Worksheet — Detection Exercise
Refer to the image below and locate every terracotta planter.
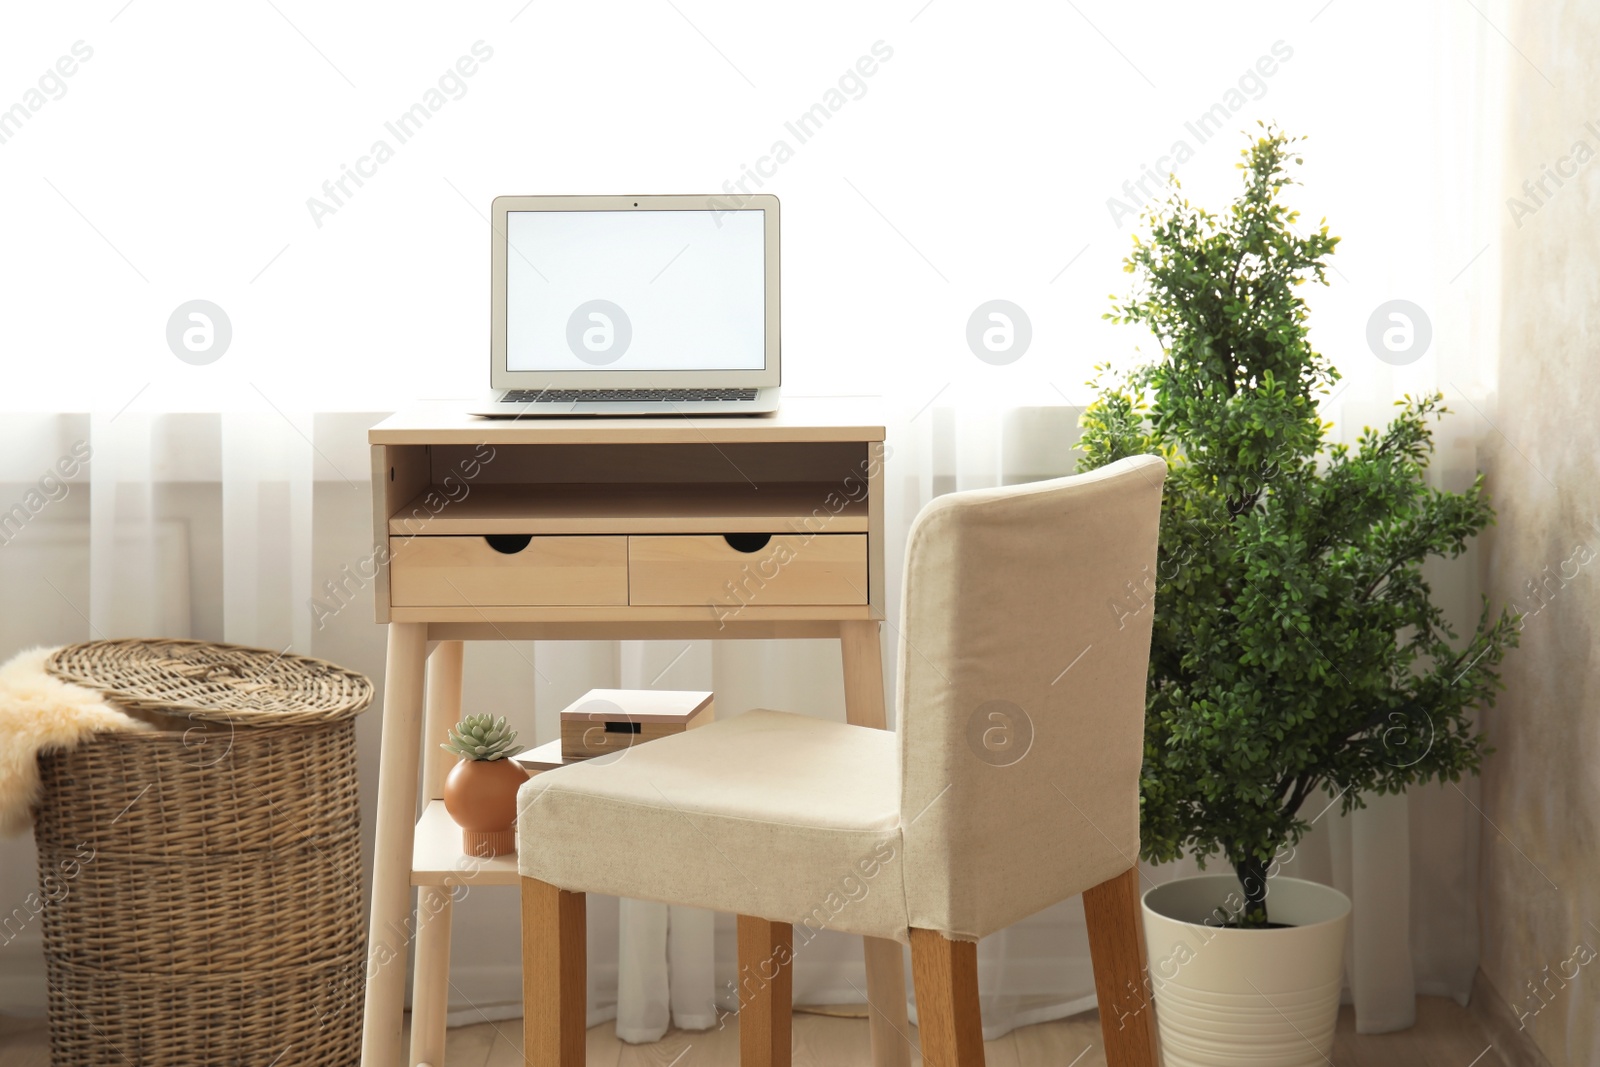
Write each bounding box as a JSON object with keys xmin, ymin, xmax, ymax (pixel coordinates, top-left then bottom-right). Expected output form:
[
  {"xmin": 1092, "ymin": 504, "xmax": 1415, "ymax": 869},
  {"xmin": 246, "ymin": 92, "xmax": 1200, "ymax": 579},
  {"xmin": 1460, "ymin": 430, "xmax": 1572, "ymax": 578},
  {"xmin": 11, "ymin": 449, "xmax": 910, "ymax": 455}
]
[{"xmin": 443, "ymin": 757, "xmax": 529, "ymax": 857}]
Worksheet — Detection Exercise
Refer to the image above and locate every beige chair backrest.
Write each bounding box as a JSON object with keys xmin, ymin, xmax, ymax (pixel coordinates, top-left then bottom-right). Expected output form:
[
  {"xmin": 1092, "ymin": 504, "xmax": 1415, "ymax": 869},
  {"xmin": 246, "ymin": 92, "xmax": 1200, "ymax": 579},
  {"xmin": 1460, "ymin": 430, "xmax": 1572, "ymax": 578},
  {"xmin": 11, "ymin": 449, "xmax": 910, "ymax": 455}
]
[{"xmin": 895, "ymin": 454, "xmax": 1167, "ymax": 940}]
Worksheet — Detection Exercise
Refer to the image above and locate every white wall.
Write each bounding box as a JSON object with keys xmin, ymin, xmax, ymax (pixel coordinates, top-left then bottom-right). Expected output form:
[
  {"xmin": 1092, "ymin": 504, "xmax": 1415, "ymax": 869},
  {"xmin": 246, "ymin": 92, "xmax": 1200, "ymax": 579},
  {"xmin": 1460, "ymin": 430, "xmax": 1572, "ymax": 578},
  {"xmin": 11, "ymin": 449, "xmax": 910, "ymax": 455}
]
[{"xmin": 3, "ymin": 0, "xmax": 1475, "ymax": 425}]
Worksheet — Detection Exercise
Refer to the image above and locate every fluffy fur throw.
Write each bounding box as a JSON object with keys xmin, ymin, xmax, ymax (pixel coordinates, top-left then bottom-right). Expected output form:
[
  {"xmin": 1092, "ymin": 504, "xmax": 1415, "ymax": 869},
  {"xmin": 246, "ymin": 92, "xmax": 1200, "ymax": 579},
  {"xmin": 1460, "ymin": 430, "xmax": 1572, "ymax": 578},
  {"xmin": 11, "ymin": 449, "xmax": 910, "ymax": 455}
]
[{"xmin": 0, "ymin": 647, "xmax": 150, "ymax": 835}]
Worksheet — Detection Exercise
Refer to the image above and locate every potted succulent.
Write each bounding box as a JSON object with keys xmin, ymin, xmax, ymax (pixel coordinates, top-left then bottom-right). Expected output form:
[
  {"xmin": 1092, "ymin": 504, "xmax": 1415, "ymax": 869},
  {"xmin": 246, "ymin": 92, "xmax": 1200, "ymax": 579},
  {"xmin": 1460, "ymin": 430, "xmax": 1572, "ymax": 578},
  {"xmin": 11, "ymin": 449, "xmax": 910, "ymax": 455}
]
[
  {"xmin": 1077, "ymin": 126, "xmax": 1519, "ymax": 1062},
  {"xmin": 441, "ymin": 714, "xmax": 528, "ymax": 858}
]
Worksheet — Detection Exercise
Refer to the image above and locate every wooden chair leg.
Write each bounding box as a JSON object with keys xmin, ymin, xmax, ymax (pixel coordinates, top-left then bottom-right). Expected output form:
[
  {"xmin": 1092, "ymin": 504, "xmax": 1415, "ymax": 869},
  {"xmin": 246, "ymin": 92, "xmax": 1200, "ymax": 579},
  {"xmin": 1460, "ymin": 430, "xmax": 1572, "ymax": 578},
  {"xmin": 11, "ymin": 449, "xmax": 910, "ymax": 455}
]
[
  {"xmin": 909, "ymin": 928, "xmax": 985, "ymax": 1067},
  {"xmin": 521, "ymin": 877, "xmax": 586, "ymax": 1067},
  {"xmin": 1083, "ymin": 867, "xmax": 1160, "ymax": 1067},
  {"xmin": 736, "ymin": 915, "xmax": 793, "ymax": 1067}
]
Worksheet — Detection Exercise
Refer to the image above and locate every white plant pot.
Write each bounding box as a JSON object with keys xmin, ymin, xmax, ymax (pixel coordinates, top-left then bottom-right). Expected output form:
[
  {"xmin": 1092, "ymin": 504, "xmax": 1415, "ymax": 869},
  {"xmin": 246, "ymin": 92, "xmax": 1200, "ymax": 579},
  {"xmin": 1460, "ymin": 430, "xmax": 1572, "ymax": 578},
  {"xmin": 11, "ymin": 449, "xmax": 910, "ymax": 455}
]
[{"xmin": 1140, "ymin": 875, "xmax": 1351, "ymax": 1067}]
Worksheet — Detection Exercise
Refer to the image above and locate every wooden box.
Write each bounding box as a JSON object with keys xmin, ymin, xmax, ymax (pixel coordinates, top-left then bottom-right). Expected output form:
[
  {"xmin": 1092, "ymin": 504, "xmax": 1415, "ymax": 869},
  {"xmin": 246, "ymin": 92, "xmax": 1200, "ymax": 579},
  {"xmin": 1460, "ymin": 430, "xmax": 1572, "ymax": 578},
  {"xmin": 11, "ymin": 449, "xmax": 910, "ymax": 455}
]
[
  {"xmin": 510, "ymin": 738, "xmax": 575, "ymax": 776},
  {"xmin": 558, "ymin": 688, "xmax": 714, "ymax": 760}
]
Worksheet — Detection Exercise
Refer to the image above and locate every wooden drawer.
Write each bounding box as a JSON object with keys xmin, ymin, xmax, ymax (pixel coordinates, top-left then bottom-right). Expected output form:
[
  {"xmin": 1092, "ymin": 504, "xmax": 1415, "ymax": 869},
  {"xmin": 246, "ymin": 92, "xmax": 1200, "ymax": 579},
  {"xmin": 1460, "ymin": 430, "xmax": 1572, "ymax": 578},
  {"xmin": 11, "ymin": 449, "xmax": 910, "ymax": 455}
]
[
  {"xmin": 389, "ymin": 535, "xmax": 627, "ymax": 607},
  {"xmin": 628, "ymin": 534, "xmax": 867, "ymax": 607}
]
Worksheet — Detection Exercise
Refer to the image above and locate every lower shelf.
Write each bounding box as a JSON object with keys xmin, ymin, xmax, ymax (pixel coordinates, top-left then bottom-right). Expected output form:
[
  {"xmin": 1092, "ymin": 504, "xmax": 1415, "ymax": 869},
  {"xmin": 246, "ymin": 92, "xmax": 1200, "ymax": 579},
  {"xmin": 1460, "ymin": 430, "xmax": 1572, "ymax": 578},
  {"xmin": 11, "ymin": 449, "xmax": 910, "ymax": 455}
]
[{"xmin": 412, "ymin": 800, "xmax": 520, "ymax": 886}]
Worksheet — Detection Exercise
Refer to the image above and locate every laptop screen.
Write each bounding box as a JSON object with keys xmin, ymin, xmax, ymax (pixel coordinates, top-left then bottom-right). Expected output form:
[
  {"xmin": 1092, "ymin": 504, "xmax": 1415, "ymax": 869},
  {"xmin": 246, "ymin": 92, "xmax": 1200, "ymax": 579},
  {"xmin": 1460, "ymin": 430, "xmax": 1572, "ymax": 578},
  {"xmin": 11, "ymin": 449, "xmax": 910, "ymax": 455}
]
[{"xmin": 504, "ymin": 208, "xmax": 767, "ymax": 373}]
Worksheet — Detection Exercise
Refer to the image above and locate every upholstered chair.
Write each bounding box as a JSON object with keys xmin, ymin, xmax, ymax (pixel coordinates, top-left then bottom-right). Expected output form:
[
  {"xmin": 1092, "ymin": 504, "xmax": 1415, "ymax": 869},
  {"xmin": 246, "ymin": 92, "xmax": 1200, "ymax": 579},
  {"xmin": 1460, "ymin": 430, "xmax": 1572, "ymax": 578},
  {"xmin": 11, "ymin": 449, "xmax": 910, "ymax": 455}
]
[{"xmin": 518, "ymin": 453, "xmax": 1167, "ymax": 1066}]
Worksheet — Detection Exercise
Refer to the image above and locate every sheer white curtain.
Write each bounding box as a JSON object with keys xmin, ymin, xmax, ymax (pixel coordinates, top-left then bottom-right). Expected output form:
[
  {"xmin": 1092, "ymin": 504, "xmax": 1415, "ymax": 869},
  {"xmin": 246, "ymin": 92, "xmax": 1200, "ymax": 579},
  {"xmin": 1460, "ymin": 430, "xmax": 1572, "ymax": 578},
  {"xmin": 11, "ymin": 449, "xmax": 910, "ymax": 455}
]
[
  {"xmin": 221, "ymin": 412, "xmax": 315, "ymax": 653},
  {"xmin": 0, "ymin": 389, "xmax": 1504, "ymax": 1035}
]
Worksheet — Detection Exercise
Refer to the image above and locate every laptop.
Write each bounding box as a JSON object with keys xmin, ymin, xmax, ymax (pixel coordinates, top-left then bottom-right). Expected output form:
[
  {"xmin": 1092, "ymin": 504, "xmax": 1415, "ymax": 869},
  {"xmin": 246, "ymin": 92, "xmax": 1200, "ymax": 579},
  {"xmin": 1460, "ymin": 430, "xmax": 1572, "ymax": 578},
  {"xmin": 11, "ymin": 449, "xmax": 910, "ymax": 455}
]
[{"xmin": 469, "ymin": 193, "xmax": 781, "ymax": 417}]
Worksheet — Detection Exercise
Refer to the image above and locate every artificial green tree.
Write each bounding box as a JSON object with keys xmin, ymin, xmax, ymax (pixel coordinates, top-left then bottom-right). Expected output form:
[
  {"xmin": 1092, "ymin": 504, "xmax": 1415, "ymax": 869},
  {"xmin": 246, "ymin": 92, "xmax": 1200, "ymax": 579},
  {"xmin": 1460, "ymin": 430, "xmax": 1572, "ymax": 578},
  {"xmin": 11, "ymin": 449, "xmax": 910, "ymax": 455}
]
[{"xmin": 1078, "ymin": 126, "xmax": 1519, "ymax": 926}]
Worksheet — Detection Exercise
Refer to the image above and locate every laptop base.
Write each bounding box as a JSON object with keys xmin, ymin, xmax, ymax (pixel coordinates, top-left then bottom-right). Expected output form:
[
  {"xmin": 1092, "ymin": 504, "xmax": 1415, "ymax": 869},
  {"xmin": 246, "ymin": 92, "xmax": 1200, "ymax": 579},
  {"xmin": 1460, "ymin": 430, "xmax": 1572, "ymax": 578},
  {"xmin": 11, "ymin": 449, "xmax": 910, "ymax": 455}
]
[{"xmin": 466, "ymin": 388, "xmax": 780, "ymax": 418}]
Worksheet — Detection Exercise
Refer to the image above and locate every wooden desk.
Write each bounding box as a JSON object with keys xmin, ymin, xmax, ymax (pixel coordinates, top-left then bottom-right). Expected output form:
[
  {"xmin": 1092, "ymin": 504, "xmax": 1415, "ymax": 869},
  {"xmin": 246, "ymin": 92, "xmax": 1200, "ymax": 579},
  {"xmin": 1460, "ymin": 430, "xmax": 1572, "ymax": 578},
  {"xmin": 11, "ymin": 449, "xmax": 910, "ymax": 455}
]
[{"xmin": 360, "ymin": 400, "xmax": 910, "ymax": 1067}]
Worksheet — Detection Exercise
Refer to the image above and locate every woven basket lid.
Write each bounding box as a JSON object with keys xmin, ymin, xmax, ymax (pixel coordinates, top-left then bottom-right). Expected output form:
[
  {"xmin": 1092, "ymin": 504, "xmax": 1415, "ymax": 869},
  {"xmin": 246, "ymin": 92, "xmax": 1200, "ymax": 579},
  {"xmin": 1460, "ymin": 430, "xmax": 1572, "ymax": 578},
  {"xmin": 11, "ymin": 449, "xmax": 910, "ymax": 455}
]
[{"xmin": 46, "ymin": 638, "xmax": 373, "ymax": 726}]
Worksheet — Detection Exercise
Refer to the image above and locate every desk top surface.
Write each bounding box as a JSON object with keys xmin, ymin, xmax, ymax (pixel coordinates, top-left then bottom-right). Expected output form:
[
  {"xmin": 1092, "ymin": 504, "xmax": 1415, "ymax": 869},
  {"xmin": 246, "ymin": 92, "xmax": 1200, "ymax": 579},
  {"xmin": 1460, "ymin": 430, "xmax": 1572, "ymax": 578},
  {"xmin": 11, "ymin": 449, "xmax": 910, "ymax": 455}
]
[{"xmin": 370, "ymin": 396, "xmax": 885, "ymax": 445}]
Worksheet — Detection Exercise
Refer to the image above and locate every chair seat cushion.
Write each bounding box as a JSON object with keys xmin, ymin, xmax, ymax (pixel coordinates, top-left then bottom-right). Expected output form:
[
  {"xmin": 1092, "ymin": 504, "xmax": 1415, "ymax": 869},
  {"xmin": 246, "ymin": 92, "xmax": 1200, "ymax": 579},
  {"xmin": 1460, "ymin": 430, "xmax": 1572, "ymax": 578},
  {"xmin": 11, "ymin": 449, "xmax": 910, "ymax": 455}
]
[{"xmin": 517, "ymin": 709, "xmax": 910, "ymax": 942}]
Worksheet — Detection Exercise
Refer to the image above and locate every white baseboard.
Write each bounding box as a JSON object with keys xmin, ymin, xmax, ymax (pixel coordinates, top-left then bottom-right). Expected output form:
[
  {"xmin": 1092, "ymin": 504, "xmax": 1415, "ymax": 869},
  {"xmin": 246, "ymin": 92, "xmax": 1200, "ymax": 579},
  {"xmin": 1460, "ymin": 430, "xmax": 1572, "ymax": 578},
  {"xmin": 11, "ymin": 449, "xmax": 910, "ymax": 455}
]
[
  {"xmin": 438, "ymin": 960, "xmax": 622, "ymax": 1029},
  {"xmin": 435, "ymin": 954, "xmax": 1096, "ymax": 1044},
  {"xmin": 5, "ymin": 940, "xmax": 1097, "ymax": 1042}
]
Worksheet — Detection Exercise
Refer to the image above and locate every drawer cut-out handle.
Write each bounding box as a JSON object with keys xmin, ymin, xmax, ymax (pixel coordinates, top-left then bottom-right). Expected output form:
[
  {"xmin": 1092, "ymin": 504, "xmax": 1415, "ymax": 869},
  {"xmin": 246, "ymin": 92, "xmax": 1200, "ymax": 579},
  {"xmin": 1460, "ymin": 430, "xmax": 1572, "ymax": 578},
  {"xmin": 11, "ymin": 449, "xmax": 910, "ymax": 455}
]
[
  {"xmin": 602, "ymin": 721, "xmax": 642, "ymax": 734},
  {"xmin": 485, "ymin": 534, "xmax": 533, "ymax": 554},
  {"xmin": 723, "ymin": 533, "xmax": 773, "ymax": 553}
]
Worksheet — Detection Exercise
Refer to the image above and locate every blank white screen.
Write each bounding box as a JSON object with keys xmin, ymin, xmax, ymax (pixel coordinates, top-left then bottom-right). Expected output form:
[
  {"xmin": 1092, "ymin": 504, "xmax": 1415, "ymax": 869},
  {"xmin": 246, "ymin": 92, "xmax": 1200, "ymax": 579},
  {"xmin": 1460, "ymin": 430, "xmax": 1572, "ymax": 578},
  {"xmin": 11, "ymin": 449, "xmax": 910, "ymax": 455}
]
[{"xmin": 505, "ymin": 209, "xmax": 766, "ymax": 372}]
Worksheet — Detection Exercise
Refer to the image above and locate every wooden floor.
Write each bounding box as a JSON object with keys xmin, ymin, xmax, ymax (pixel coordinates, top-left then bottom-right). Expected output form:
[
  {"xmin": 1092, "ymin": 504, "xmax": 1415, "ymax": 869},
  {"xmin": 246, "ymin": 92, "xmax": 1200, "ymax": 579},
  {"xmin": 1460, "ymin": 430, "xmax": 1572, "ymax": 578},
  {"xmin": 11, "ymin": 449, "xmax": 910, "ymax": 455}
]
[{"xmin": 0, "ymin": 996, "xmax": 1503, "ymax": 1066}]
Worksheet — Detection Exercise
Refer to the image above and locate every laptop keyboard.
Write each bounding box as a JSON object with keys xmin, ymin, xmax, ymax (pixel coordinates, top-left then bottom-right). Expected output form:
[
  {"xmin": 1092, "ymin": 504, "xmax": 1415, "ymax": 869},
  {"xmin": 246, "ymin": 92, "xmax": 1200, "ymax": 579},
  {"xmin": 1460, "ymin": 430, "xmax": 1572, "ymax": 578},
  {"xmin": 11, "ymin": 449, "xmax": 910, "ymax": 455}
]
[{"xmin": 501, "ymin": 388, "xmax": 759, "ymax": 403}]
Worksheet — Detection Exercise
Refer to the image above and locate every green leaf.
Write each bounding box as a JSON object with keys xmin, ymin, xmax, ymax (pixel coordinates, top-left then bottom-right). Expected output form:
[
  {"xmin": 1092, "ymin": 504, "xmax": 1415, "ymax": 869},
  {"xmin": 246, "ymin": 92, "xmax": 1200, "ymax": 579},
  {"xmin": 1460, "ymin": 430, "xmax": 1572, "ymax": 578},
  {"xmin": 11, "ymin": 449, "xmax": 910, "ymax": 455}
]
[{"xmin": 1080, "ymin": 126, "xmax": 1516, "ymax": 924}]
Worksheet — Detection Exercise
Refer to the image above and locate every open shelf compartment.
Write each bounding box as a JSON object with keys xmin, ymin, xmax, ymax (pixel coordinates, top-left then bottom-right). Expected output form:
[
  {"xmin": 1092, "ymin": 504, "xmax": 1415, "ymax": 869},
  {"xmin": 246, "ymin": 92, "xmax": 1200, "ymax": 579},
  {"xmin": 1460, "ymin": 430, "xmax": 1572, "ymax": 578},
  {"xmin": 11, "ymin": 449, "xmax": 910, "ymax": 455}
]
[{"xmin": 389, "ymin": 481, "xmax": 868, "ymax": 535}]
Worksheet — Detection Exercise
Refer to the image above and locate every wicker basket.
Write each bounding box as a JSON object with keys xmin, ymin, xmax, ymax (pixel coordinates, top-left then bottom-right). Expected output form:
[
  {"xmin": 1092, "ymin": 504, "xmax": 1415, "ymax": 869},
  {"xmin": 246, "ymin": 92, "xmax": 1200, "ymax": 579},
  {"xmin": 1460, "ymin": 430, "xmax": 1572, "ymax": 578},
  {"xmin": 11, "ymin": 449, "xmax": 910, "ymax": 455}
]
[{"xmin": 35, "ymin": 639, "xmax": 373, "ymax": 1067}]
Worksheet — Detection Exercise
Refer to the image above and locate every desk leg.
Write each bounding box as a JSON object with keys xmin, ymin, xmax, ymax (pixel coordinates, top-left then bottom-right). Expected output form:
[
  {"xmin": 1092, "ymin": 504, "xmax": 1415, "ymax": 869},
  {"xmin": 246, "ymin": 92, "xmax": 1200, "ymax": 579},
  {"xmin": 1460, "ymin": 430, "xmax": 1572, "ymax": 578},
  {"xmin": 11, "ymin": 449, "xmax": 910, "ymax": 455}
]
[
  {"xmin": 420, "ymin": 640, "xmax": 464, "ymax": 804},
  {"xmin": 409, "ymin": 640, "xmax": 464, "ymax": 1067},
  {"xmin": 361, "ymin": 622, "xmax": 429, "ymax": 1067},
  {"xmin": 839, "ymin": 620, "xmax": 914, "ymax": 1067},
  {"xmin": 839, "ymin": 620, "xmax": 889, "ymax": 731},
  {"xmin": 409, "ymin": 887, "xmax": 453, "ymax": 1067}
]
